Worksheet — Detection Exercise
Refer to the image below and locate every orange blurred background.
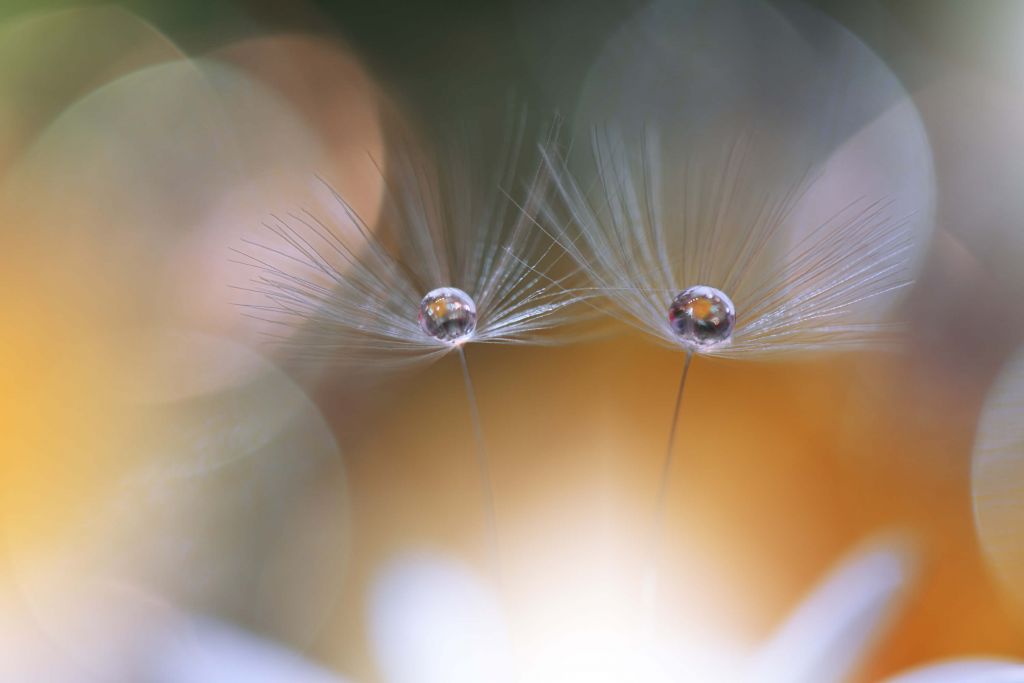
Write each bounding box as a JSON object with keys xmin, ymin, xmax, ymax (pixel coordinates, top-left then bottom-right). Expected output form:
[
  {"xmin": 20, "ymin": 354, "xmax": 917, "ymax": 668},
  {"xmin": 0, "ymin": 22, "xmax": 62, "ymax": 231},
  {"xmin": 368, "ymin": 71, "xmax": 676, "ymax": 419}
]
[{"xmin": 2, "ymin": 1, "xmax": 1024, "ymax": 681}]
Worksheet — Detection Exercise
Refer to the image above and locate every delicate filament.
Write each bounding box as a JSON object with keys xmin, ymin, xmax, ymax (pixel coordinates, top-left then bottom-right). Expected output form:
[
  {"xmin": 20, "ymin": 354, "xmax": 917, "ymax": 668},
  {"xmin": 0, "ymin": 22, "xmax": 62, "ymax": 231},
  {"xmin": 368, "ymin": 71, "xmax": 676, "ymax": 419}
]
[
  {"xmin": 655, "ymin": 349, "xmax": 694, "ymax": 527},
  {"xmin": 645, "ymin": 350, "xmax": 694, "ymax": 615},
  {"xmin": 458, "ymin": 347, "xmax": 502, "ymax": 583}
]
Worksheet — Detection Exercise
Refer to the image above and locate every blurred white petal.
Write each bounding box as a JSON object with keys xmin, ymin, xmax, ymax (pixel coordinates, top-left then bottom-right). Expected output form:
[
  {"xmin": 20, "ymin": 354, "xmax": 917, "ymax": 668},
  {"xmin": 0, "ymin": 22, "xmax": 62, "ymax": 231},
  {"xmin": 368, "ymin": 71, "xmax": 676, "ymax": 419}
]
[
  {"xmin": 748, "ymin": 536, "xmax": 915, "ymax": 683},
  {"xmin": 370, "ymin": 553, "xmax": 512, "ymax": 683},
  {"xmin": 520, "ymin": 636, "xmax": 676, "ymax": 683},
  {"xmin": 881, "ymin": 660, "xmax": 1024, "ymax": 683},
  {"xmin": 148, "ymin": 617, "xmax": 352, "ymax": 683}
]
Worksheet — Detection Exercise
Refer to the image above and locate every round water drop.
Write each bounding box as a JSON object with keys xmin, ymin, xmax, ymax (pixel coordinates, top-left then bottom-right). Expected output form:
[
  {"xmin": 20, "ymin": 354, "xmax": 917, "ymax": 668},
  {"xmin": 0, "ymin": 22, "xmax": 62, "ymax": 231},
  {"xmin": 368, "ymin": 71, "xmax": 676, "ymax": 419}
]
[
  {"xmin": 668, "ymin": 285, "xmax": 735, "ymax": 349},
  {"xmin": 418, "ymin": 287, "xmax": 477, "ymax": 344}
]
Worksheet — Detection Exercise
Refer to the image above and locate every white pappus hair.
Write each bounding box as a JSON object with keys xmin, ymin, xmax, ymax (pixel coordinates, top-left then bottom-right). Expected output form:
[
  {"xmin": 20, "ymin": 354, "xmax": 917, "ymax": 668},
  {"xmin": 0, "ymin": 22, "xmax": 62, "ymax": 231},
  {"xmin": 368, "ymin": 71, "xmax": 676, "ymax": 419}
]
[
  {"xmin": 232, "ymin": 118, "xmax": 585, "ymax": 371},
  {"xmin": 540, "ymin": 124, "xmax": 921, "ymax": 358}
]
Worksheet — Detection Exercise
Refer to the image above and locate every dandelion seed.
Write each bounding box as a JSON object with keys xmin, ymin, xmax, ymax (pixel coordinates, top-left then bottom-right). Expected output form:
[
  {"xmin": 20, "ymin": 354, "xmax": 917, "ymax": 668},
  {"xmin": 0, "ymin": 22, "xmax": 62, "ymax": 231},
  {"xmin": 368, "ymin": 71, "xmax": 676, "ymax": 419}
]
[
  {"xmin": 234, "ymin": 124, "xmax": 581, "ymax": 368},
  {"xmin": 234, "ymin": 117, "xmax": 584, "ymax": 581},
  {"xmin": 541, "ymin": 125, "xmax": 928, "ymax": 574},
  {"xmin": 542, "ymin": 127, "xmax": 920, "ymax": 361},
  {"xmin": 534, "ymin": 0, "xmax": 934, "ymax": 577}
]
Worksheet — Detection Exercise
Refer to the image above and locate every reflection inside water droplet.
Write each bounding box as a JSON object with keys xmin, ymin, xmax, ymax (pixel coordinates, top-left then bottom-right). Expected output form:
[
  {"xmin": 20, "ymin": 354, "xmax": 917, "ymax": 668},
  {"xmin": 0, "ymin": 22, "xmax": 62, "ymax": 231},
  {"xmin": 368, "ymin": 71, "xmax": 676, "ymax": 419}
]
[
  {"xmin": 418, "ymin": 287, "xmax": 477, "ymax": 344},
  {"xmin": 668, "ymin": 285, "xmax": 735, "ymax": 349}
]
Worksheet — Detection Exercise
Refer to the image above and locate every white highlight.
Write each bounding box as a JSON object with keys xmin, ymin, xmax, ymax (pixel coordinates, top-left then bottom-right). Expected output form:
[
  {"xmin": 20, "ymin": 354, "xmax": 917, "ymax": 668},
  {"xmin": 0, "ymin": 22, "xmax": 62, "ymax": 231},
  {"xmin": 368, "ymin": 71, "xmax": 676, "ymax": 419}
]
[{"xmin": 370, "ymin": 554, "xmax": 513, "ymax": 683}]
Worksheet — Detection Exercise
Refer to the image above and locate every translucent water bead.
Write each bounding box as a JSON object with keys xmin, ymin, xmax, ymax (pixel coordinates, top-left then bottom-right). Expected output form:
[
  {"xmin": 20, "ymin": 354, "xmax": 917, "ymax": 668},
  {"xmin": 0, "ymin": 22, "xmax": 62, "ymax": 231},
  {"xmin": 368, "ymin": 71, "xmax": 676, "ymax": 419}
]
[
  {"xmin": 418, "ymin": 287, "xmax": 478, "ymax": 344},
  {"xmin": 668, "ymin": 285, "xmax": 736, "ymax": 349}
]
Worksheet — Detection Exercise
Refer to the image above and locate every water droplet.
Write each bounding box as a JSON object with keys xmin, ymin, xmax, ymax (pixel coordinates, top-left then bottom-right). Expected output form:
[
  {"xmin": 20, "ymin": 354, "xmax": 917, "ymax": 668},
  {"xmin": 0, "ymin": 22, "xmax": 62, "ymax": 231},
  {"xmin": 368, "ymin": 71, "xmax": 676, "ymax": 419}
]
[
  {"xmin": 418, "ymin": 287, "xmax": 477, "ymax": 344},
  {"xmin": 668, "ymin": 285, "xmax": 735, "ymax": 349}
]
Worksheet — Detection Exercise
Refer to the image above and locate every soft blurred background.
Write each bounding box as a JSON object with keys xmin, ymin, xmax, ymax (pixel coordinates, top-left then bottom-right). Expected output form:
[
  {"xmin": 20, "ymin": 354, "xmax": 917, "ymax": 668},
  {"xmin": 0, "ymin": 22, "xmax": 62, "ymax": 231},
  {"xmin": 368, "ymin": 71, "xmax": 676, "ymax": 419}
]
[{"xmin": 2, "ymin": 0, "xmax": 1024, "ymax": 681}]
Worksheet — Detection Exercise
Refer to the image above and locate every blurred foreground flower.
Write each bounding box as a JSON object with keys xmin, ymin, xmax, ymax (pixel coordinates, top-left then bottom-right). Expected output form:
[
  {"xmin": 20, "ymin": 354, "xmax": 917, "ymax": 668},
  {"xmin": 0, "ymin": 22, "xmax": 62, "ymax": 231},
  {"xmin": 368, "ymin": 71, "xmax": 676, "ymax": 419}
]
[
  {"xmin": 4, "ymin": 557, "xmax": 1021, "ymax": 683},
  {"xmin": 147, "ymin": 616, "xmax": 352, "ymax": 683},
  {"xmin": 367, "ymin": 539, "xmax": 1024, "ymax": 683},
  {"xmin": 0, "ymin": 599, "xmax": 353, "ymax": 683}
]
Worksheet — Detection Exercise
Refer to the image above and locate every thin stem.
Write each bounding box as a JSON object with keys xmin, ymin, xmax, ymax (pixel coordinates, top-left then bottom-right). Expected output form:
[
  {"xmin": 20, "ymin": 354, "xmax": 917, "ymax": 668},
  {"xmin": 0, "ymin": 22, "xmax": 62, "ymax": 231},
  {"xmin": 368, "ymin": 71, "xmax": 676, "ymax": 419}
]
[
  {"xmin": 457, "ymin": 346, "xmax": 502, "ymax": 582},
  {"xmin": 654, "ymin": 350, "xmax": 694, "ymax": 528},
  {"xmin": 644, "ymin": 350, "xmax": 694, "ymax": 617}
]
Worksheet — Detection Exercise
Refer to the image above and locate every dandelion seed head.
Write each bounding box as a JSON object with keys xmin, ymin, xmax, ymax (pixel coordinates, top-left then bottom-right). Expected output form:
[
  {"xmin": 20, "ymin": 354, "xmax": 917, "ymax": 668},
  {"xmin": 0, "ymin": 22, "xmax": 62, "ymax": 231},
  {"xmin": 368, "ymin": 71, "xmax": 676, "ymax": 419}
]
[
  {"xmin": 418, "ymin": 287, "xmax": 478, "ymax": 344},
  {"xmin": 668, "ymin": 285, "xmax": 735, "ymax": 350}
]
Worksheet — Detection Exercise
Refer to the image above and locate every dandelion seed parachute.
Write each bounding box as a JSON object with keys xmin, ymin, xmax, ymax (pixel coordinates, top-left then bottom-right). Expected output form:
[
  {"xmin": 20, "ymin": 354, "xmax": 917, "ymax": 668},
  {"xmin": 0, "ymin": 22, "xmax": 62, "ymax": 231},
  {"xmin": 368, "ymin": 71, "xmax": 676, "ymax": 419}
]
[
  {"xmin": 541, "ymin": 0, "xmax": 934, "ymax": 358},
  {"xmin": 234, "ymin": 115, "xmax": 586, "ymax": 585},
  {"xmin": 533, "ymin": 0, "xmax": 936, "ymax": 605},
  {"xmin": 543, "ymin": 127, "xmax": 923, "ymax": 358},
  {"xmin": 235, "ymin": 117, "xmax": 584, "ymax": 371}
]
